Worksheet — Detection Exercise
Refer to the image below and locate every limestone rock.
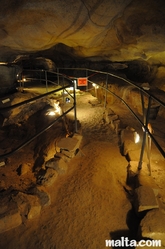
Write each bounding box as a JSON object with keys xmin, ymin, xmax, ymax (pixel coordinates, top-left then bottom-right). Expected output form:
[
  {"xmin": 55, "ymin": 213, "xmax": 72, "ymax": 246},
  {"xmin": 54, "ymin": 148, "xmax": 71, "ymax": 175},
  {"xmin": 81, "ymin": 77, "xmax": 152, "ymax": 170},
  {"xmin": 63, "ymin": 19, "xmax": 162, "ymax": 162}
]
[
  {"xmin": 0, "ymin": 197, "xmax": 22, "ymax": 233},
  {"xmin": 0, "ymin": 211, "xmax": 22, "ymax": 234},
  {"xmin": 39, "ymin": 168, "xmax": 58, "ymax": 187},
  {"xmin": 30, "ymin": 186, "xmax": 51, "ymax": 207},
  {"xmin": 134, "ymin": 186, "xmax": 159, "ymax": 213},
  {"xmin": 19, "ymin": 162, "xmax": 31, "ymax": 175},
  {"xmin": 12, "ymin": 192, "xmax": 41, "ymax": 219},
  {"xmin": 45, "ymin": 157, "xmax": 68, "ymax": 174},
  {"xmin": 72, "ymin": 133, "xmax": 83, "ymax": 148},
  {"xmin": 139, "ymin": 209, "xmax": 165, "ymax": 246},
  {"xmin": 137, "ymin": 172, "xmax": 159, "ymax": 197},
  {"xmin": 57, "ymin": 137, "xmax": 80, "ymax": 152},
  {"xmin": 0, "ymin": 0, "xmax": 165, "ymax": 65}
]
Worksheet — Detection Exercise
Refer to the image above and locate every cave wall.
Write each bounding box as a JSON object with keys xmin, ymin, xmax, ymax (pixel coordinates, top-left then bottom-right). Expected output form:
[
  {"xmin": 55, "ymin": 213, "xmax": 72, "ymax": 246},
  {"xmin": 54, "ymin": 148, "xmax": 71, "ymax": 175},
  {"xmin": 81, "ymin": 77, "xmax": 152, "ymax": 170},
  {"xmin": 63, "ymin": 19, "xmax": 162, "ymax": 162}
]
[
  {"xmin": 0, "ymin": 0, "xmax": 165, "ymax": 64},
  {"xmin": 0, "ymin": 0, "xmax": 165, "ymax": 92},
  {"xmin": 0, "ymin": 65, "xmax": 20, "ymax": 95}
]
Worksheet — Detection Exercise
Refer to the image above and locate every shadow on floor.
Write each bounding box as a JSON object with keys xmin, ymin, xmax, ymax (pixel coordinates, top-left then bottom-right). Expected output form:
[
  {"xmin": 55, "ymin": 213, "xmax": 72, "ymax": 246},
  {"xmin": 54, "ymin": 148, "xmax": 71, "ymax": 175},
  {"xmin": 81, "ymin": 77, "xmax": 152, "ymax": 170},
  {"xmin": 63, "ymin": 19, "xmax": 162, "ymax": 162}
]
[{"xmin": 109, "ymin": 206, "xmax": 144, "ymax": 249}]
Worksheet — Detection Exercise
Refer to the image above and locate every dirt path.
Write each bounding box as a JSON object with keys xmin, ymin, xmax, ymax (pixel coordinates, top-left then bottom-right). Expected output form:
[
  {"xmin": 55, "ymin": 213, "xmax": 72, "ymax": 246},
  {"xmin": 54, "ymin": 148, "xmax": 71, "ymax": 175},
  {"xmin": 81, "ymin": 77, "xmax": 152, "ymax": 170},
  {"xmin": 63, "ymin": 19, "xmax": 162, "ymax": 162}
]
[{"xmin": 0, "ymin": 92, "xmax": 144, "ymax": 249}]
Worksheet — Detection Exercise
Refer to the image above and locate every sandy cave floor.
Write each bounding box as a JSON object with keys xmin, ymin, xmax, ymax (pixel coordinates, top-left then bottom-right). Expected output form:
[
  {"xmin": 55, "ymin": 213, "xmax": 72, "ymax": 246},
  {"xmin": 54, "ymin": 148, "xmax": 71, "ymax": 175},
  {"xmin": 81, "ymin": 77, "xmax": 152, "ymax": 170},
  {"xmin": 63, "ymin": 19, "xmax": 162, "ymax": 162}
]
[{"xmin": 0, "ymin": 91, "xmax": 165, "ymax": 249}]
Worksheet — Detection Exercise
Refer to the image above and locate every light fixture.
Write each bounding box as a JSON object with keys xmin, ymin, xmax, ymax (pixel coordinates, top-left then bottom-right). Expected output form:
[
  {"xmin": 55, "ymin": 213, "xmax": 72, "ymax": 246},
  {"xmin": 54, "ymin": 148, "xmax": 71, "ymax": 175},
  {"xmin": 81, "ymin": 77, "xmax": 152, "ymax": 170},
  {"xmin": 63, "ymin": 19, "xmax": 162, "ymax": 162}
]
[
  {"xmin": 66, "ymin": 97, "xmax": 70, "ymax": 103},
  {"xmin": 48, "ymin": 111, "xmax": 56, "ymax": 116},
  {"xmin": 92, "ymin": 83, "xmax": 99, "ymax": 89},
  {"xmin": 134, "ymin": 131, "xmax": 140, "ymax": 143},
  {"xmin": 46, "ymin": 101, "xmax": 61, "ymax": 116},
  {"xmin": 53, "ymin": 101, "xmax": 61, "ymax": 114}
]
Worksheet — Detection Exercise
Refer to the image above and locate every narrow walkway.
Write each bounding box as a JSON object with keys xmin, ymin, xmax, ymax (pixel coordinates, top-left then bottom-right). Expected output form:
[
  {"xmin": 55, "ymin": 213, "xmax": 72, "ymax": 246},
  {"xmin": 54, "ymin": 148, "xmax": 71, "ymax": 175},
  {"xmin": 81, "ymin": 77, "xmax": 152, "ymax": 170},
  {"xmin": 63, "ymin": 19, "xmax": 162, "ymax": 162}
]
[{"xmin": 0, "ymin": 92, "xmax": 133, "ymax": 249}]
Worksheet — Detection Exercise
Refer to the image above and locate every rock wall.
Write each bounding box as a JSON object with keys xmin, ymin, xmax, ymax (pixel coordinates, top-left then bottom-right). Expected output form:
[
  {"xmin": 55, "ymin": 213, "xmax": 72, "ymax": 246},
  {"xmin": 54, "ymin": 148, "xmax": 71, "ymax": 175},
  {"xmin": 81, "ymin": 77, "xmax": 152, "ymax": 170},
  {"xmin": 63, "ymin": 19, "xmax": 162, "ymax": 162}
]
[{"xmin": 0, "ymin": 0, "xmax": 165, "ymax": 64}]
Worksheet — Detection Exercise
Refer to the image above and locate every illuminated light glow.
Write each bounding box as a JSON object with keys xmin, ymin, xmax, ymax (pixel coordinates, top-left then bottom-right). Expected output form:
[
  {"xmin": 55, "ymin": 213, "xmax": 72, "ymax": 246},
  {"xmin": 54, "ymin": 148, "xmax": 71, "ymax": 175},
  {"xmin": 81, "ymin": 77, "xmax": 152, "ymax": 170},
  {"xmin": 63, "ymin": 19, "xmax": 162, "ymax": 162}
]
[
  {"xmin": 48, "ymin": 111, "xmax": 56, "ymax": 116},
  {"xmin": 54, "ymin": 102, "xmax": 61, "ymax": 114},
  {"xmin": 66, "ymin": 87, "xmax": 74, "ymax": 91},
  {"xmin": 46, "ymin": 101, "xmax": 61, "ymax": 116},
  {"xmin": 92, "ymin": 83, "xmax": 99, "ymax": 88},
  {"xmin": 23, "ymin": 78, "xmax": 26, "ymax": 82},
  {"xmin": 134, "ymin": 131, "xmax": 140, "ymax": 143}
]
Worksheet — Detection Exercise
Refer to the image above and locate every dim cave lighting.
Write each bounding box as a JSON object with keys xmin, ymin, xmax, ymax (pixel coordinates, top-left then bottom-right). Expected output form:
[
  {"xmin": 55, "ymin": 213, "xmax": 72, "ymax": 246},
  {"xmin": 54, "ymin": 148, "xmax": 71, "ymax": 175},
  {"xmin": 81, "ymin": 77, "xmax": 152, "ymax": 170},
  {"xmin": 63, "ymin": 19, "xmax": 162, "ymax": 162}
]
[
  {"xmin": 92, "ymin": 83, "xmax": 99, "ymax": 89},
  {"xmin": 48, "ymin": 111, "xmax": 56, "ymax": 116},
  {"xmin": 53, "ymin": 101, "xmax": 61, "ymax": 114},
  {"xmin": 134, "ymin": 131, "xmax": 140, "ymax": 143},
  {"xmin": 46, "ymin": 101, "xmax": 61, "ymax": 116}
]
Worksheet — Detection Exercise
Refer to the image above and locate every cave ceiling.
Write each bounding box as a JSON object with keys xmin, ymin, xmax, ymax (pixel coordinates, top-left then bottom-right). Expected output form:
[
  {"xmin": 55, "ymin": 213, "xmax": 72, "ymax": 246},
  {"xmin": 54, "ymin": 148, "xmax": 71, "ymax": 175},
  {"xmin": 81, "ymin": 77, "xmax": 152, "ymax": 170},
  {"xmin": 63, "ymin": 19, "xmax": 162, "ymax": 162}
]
[{"xmin": 0, "ymin": 0, "xmax": 165, "ymax": 65}]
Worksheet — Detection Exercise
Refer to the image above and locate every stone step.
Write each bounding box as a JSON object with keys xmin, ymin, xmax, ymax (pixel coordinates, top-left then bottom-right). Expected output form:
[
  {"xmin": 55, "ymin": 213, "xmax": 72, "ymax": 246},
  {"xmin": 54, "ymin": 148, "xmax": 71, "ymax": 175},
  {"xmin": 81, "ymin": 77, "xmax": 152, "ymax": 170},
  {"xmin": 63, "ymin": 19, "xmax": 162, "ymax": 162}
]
[
  {"xmin": 134, "ymin": 185, "xmax": 159, "ymax": 213},
  {"xmin": 139, "ymin": 209, "xmax": 165, "ymax": 247},
  {"xmin": 127, "ymin": 161, "xmax": 159, "ymax": 196},
  {"xmin": 57, "ymin": 134, "xmax": 82, "ymax": 152},
  {"xmin": 45, "ymin": 157, "xmax": 68, "ymax": 174}
]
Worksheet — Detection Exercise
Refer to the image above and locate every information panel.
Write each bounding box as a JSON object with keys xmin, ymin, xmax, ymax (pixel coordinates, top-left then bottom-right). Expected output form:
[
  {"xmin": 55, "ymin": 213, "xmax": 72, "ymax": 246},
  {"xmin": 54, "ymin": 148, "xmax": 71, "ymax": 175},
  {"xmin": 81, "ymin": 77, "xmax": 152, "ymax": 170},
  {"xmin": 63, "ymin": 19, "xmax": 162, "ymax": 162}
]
[{"xmin": 77, "ymin": 78, "xmax": 88, "ymax": 86}]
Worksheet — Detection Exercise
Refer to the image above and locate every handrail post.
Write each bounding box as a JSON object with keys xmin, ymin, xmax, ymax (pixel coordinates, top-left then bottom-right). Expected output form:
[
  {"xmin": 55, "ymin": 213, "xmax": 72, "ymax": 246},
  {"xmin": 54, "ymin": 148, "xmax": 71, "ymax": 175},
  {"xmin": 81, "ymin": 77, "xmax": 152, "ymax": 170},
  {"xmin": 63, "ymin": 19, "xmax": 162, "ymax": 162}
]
[
  {"xmin": 73, "ymin": 79, "xmax": 78, "ymax": 132},
  {"xmin": 104, "ymin": 74, "xmax": 108, "ymax": 109},
  {"xmin": 86, "ymin": 69, "xmax": 88, "ymax": 92},
  {"xmin": 45, "ymin": 70, "xmax": 48, "ymax": 93},
  {"xmin": 57, "ymin": 68, "xmax": 60, "ymax": 85},
  {"xmin": 138, "ymin": 94, "xmax": 152, "ymax": 173}
]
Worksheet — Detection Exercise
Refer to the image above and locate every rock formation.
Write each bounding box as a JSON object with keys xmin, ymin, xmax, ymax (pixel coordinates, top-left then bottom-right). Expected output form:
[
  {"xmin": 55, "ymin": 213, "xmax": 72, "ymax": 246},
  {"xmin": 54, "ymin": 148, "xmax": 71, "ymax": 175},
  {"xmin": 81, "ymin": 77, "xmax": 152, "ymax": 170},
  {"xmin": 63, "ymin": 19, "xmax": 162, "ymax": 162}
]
[{"xmin": 0, "ymin": 0, "xmax": 165, "ymax": 90}]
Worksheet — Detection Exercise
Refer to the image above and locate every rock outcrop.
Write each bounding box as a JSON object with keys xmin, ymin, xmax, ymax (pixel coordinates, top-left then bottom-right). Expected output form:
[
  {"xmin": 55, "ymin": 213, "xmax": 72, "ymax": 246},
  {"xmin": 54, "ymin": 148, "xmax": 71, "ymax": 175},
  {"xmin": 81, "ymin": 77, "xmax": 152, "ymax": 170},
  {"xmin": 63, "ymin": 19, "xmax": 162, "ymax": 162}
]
[{"xmin": 0, "ymin": 0, "xmax": 165, "ymax": 64}]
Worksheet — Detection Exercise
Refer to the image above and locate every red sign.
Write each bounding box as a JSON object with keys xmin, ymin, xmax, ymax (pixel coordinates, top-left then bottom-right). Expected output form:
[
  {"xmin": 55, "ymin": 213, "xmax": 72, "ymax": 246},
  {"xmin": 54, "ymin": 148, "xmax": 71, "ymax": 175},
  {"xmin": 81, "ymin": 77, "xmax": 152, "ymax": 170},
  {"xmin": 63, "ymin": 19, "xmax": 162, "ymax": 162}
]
[{"xmin": 77, "ymin": 78, "xmax": 88, "ymax": 86}]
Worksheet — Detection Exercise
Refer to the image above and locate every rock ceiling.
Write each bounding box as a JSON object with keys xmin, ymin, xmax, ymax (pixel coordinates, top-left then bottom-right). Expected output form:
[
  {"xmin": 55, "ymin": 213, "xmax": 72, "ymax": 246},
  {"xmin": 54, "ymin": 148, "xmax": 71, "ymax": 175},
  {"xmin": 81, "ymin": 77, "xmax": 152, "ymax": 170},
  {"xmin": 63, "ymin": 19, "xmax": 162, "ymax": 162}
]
[{"xmin": 0, "ymin": 0, "xmax": 165, "ymax": 64}]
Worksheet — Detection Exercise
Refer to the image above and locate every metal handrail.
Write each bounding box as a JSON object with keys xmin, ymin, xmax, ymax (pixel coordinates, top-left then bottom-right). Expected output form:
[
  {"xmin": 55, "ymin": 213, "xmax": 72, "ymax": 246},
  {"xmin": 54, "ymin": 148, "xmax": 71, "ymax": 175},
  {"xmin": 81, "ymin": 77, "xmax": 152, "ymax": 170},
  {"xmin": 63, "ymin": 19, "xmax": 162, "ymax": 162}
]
[
  {"xmin": 58, "ymin": 67, "xmax": 165, "ymax": 174},
  {"xmin": 1, "ymin": 67, "xmax": 165, "ymax": 171},
  {"xmin": 0, "ymin": 71, "xmax": 77, "ymax": 159},
  {"xmin": 58, "ymin": 67, "xmax": 165, "ymax": 108},
  {"xmin": 0, "ymin": 106, "xmax": 75, "ymax": 159},
  {"xmin": 0, "ymin": 85, "xmax": 70, "ymax": 112}
]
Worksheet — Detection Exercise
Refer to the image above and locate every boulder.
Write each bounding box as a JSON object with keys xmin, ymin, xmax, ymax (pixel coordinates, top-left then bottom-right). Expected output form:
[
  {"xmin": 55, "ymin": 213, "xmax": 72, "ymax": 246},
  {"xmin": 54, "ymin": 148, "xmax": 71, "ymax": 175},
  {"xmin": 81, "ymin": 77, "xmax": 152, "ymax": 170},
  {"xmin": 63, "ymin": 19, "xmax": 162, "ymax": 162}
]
[
  {"xmin": 39, "ymin": 168, "xmax": 58, "ymax": 187},
  {"xmin": 134, "ymin": 186, "xmax": 159, "ymax": 213},
  {"xmin": 45, "ymin": 157, "xmax": 68, "ymax": 174},
  {"xmin": 30, "ymin": 186, "xmax": 51, "ymax": 207},
  {"xmin": 0, "ymin": 197, "xmax": 22, "ymax": 233},
  {"xmin": 12, "ymin": 192, "xmax": 41, "ymax": 220},
  {"xmin": 57, "ymin": 136, "xmax": 80, "ymax": 152},
  {"xmin": 139, "ymin": 209, "xmax": 165, "ymax": 247}
]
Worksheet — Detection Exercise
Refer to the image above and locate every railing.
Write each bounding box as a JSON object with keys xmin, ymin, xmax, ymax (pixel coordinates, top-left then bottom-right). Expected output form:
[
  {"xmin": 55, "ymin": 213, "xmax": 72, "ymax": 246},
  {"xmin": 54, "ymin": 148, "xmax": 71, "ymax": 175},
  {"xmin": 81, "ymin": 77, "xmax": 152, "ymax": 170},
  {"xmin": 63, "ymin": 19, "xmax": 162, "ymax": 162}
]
[
  {"xmin": 0, "ymin": 70, "xmax": 77, "ymax": 159},
  {"xmin": 57, "ymin": 68, "xmax": 165, "ymax": 174},
  {"xmin": 0, "ymin": 67, "xmax": 165, "ymax": 175}
]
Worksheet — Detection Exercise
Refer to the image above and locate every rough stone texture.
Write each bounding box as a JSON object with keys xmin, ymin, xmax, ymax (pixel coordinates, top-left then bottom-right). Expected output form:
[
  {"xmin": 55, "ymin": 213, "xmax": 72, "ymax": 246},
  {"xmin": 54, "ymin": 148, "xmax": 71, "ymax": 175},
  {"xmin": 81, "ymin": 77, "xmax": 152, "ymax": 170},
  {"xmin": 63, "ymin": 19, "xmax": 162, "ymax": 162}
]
[
  {"xmin": 137, "ymin": 172, "xmax": 159, "ymax": 197},
  {"xmin": 45, "ymin": 157, "xmax": 68, "ymax": 174},
  {"xmin": 139, "ymin": 209, "xmax": 165, "ymax": 247},
  {"xmin": 13, "ymin": 192, "xmax": 41, "ymax": 220},
  {"xmin": 134, "ymin": 185, "xmax": 159, "ymax": 213},
  {"xmin": 54, "ymin": 152, "xmax": 71, "ymax": 163},
  {"xmin": 127, "ymin": 161, "xmax": 159, "ymax": 196},
  {"xmin": 0, "ymin": 65, "xmax": 20, "ymax": 95},
  {"xmin": 57, "ymin": 137, "xmax": 81, "ymax": 152},
  {"xmin": 0, "ymin": 210, "xmax": 22, "ymax": 233},
  {"xmin": 31, "ymin": 186, "xmax": 51, "ymax": 207},
  {"xmin": 0, "ymin": 197, "xmax": 22, "ymax": 233},
  {"xmin": 72, "ymin": 133, "xmax": 83, "ymax": 148},
  {"xmin": 19, "ymin": 162, "xmax": 31, "ymax": 175},
  {"xmin": 0, "ymin": 0, "xmax": 165, "ymax": 65},
  {"xmin": 39, "ymin": 168, "xmax": 58, "ymax": 187}
]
